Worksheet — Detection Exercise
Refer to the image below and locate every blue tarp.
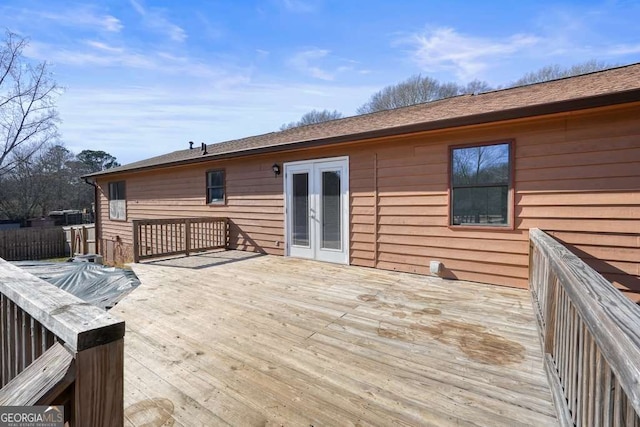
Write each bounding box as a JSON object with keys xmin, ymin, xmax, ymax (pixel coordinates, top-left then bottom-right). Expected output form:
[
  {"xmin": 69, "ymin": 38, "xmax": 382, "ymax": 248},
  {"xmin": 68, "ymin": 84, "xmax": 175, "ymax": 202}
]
[{"xmin": 12, "ymin": 260, "xmax": 140, "ymax": 310}]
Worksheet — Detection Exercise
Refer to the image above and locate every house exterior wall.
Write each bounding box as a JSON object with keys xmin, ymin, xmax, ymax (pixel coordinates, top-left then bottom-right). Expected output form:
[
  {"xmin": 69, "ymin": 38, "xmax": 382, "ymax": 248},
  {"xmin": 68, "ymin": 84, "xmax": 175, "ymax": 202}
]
[{"xmin": 96, "ymin": 103, "xmax": 640, "ymax": 300}]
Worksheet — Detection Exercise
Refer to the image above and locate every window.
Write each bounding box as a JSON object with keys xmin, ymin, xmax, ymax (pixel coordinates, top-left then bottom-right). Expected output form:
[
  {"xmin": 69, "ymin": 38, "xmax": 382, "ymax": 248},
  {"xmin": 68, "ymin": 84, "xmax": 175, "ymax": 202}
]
[
  {"xmin": 108, "ymin": 181, "xmax": 126, "ymax": 220},
  {"xmin": 450, "ymin": 142, "xmax": 511, "ymax": 227},
  {"xmin": 206, "ymin": 170, "xmax": 225, "ymax": 204}
]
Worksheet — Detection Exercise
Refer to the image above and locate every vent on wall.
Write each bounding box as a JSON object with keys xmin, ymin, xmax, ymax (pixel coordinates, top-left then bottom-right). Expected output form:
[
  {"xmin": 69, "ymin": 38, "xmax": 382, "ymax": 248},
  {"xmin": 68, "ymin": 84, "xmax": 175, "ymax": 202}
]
[{"xmin": 430, "ymin": 261, "xmax": 444, "ymax": 277}]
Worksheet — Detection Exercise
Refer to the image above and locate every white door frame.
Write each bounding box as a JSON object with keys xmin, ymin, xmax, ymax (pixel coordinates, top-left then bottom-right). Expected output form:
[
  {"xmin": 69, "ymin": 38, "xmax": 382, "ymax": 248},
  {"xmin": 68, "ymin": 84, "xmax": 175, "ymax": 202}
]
[{"xmin": 284, "ymin": 156, "xmax": 350, "ymax": 265}]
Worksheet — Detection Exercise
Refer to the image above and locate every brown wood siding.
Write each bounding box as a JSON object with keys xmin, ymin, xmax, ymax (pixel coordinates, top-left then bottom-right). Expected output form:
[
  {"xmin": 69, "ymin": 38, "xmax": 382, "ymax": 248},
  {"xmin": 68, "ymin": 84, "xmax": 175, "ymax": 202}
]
[{"xmin": 96, "ymin": 103, "xmax": 640, "ymax": 300}]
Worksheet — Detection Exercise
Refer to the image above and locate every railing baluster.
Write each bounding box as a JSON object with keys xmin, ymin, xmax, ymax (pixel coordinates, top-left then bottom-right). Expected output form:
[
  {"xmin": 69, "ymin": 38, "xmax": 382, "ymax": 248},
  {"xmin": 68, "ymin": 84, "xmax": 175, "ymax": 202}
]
[
  {"xmin": 569, "ymin": 307, "xmax": 576, "ymax": 421},
  {"xmin": 603, "ymin": 367, "xmax": 614, "ymax": 424},
  {"xmin": 627, "ymin": 399, "xmax": 637, "ymax": 427},
  {"xmin": 19, "ymin": 310, "xmax": 27, "ymax": 372},
  {"xmin": 594, "ymin": 348, "xmax": 603, "ymax": 427},
  {"xmin": 551, "ymin": 286, "xmax": 562, "ymax": 371},
  {"xmin": 576, "ymin": 320, "xmax": 584, "ymax": 426},
  {"xmin": 564, "ymin": 291, "xmax": 570, "ymax": 394},
  {"xmin": 1, "ymin": 294, "xmax": 6, "ymax": 386},
  {"xmin": 29, "ymin": 316, "xmax": 36, "ymax": 365},
  {"xmin": 9, "ymin": 299, "xmax": 15, "ymax": 382},
  {"xmin": 587, "ymin": 335, "xmax": 596, "ymax": 427},
  {"xmin": 614, "ymin": 381, "xmax": 623, "ymax": 427}
]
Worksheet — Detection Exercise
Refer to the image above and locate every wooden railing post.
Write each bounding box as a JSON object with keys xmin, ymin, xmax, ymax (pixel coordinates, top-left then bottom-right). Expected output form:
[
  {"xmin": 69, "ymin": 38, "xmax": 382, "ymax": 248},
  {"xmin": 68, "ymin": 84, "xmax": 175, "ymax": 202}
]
[
  {"xmin": 224, "ymin": 218, "xmax": 229, "ymax": 248},
  {"xmin": 81, "ymin": 226, "xmax": 88, "ymax": 255},
  {"xmin": 132, "ymin": 221, "xmax": 140, "ymax": 263},
  {"xmin": 70, "ymin": 228, "xmax": 77, "ymax": 256},
  {"xmin": 184, "ymin": 219, "xmax": 191, "ymax": 257},
  {"xmin": 543, "ymin": 277, "xmax": 557, "ymax": 355},
  {"xmin": 74, "ymin": 339, "xmax": 124, "ymax": 426}
]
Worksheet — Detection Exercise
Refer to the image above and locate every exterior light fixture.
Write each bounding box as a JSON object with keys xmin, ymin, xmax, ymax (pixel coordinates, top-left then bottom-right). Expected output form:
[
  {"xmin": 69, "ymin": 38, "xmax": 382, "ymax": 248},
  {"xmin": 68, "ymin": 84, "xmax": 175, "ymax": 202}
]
[{"xmin": 272, "ymin": 163, "xmax": 281, "ymax": 177}]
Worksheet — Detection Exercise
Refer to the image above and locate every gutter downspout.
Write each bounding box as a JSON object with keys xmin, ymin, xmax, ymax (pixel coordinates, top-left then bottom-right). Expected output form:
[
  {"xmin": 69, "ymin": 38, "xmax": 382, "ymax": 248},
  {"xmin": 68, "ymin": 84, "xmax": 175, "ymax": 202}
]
[{"xmin": 83, "ymin": 177, "xmax": 100, "ymax": 256}]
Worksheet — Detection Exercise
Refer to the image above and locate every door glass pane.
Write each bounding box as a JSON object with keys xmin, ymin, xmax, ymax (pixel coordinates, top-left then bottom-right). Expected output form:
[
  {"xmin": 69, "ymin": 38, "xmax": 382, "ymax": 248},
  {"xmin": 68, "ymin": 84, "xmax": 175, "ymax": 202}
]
[
  {"xmin": 292, "ymin": 173, "xmax": 309, "ymax": 246},
  {"xmin": 321, "ymin": 170, "xmax": 341, "ymax": 250}
]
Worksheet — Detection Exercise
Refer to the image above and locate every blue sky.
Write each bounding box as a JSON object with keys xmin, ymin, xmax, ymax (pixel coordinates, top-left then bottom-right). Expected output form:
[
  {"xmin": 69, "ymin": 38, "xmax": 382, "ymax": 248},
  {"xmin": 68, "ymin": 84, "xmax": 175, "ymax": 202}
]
[{"xmin": 1, "ymin": 0, "xmax": 639, "ymax": 164}]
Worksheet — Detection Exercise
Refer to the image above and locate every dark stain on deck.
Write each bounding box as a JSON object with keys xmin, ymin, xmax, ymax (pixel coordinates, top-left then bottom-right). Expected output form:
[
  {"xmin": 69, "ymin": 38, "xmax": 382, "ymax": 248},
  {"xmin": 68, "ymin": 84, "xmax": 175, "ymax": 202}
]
[
  {"xmin": 412, "ymin": 320, "xmax": 525, "ymax": 366},
  {"xmin": 376, "ymin": 319, "xmax": 525, "ymax": 366},
  {"xmin": 125, "ymin": 398, "xmax": 175, "ymax": 426}
]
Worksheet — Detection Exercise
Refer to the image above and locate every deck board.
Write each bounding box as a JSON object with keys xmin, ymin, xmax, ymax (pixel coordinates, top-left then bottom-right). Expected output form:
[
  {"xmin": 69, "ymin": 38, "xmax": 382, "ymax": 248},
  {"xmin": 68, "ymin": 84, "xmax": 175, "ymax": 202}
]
[{"xmin": 112, "ymin": 251, "xmax": 558, "ymax": 426}]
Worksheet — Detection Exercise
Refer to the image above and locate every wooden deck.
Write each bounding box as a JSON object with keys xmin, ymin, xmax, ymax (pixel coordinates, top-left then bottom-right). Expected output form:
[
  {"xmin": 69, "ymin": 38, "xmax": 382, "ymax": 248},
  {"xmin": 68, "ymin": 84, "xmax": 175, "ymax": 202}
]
[{"xmin": 112, "ymin": 250, "xmax": 558, "ymax": 426}]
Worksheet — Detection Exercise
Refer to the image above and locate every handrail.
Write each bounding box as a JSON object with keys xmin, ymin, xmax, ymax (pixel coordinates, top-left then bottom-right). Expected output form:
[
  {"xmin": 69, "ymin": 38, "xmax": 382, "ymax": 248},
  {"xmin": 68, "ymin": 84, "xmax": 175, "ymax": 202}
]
[
  {"xmin": 0, "ymin": 258, "xmax": 124, "ymax": 426},
  {"xmin": 529, "ymin": 228, "xmax": 640, "ymax": 426},
  {"xmin": 133, "ymin": 217, "xmax": 228, "ymax": 262}
]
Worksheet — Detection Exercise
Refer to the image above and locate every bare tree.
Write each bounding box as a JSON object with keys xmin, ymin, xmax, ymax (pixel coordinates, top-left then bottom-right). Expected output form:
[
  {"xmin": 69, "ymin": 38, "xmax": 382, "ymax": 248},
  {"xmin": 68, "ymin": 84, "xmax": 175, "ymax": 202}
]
[
  {"xmin": 463, "ymin": 79, "xmax": 494, "ymax": 95},
  {"xmin": 509, "ymin": 60, "xmax": 616, "ymax": 87},
  {"xmin": 280, "ymin": 109, "xmax": 343, "ymax": 130},
  {"xmin": 0, "ymin": 147, "xmax": 44, "ymax": 220},
  {"xmin": 0, "ymin": 144, "xmax": 119, "ymax": 221},
  {"xmin": 0, "ymin": 31, "xmax": 60, "ymax": 176},
  {"xmin": 356, "ymin": 60, "xmax": 616, "ymax": 115},
  {"xmin": 357, "ymin": 75, "xmax": 492, "ymax": 114}
]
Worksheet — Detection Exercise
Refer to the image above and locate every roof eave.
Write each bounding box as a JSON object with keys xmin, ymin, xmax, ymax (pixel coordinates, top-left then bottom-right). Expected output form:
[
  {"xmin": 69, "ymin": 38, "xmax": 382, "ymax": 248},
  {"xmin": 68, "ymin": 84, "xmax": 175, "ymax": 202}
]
[{"xmin": 85, "ymin": 87, "xmax": 640, "ymax": 179}]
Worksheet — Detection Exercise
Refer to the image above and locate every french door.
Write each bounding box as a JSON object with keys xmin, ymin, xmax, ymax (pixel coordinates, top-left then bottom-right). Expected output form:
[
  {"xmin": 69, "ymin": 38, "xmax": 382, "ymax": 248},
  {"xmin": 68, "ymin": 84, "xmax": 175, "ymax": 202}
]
[{"xmin": 284, "ymin": 157, "xmax": 349, "ymax": 264}]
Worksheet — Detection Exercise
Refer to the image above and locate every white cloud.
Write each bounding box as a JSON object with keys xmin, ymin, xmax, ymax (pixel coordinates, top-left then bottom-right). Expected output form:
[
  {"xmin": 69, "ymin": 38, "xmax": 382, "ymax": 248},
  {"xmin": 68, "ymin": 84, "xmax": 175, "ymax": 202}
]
[
  {"xmin": 26, "ymin": 41, "xmax": 154, "ymax": 69},
  {"xmin": 84, "ymin": 40, "xmax": 124, "ymax": 54},
  {"xmin": 288, "ymin": 49, "xmax": 366, "ymax": 81},
  {"xmin": 129, "ymin": 0, "xmax": 145, "ymax": 16},
  {"xmin": 256, "ymin": 49, "xmax": 270, "ymax": 59},
  {"xmin": 607, "ymin": 43, "xmax": 640, "ymax": 56},
  {"xmin": 6, "ymin": 7, "xmax": 123, "ymax": 33},
  {"xmin": 101, "ymin": 15, "xmax": 123, "ymax": 33},
  {"xmin": 289, "ymin": 49, "xmax": 335, "ymax": 80},
  {"xmin": 402, "ymin": 27, "xmax": 540, "ymax": 80},
  {"xmin": 129, "ymin": 0, "xmax": 187, "ymax": 43},
  {"xmin": 279, "ymin": 0, "xmax": 319, "ymax": 13},
  {"xmin": 25, "ymin": 40, "xmax": 226, "ymax": 80}
]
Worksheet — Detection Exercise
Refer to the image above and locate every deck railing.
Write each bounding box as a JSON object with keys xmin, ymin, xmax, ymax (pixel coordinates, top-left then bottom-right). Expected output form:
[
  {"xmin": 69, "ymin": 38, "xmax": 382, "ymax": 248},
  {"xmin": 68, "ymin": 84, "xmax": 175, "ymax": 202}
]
[
  {"xmin": 0, "ymin": 258, "xmax": 124, "ymax": 426},
  {"xmin": 132, "ymin": 217, "xmax": 228, "ymax": 262},
  {"xmin": 529, "ymin": 228, "xmax": 640, "ymax": 427}
]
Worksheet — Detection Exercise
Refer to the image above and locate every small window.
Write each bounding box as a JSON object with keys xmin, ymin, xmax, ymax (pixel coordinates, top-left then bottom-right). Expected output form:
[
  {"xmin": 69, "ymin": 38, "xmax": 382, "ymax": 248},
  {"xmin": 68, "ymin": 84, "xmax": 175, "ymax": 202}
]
[
  {"xmin": 450, "ymin": 142, "xmax": 511, "ymax": 227},
  {"xmin": 206, "ymin": 170, "xmax": 225, "ymax": 204},
  {"xmin": 108, "ymin": 181, "xmax": 126, "ymax": 220}
]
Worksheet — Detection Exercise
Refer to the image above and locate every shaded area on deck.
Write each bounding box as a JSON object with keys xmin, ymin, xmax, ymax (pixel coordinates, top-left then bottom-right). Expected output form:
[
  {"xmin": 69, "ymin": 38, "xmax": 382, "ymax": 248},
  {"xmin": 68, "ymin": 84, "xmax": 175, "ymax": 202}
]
[
  {"xmin": 114, "ymin": 251, "xmax": 557, "ymax": 426},
  {"xmin": 145, "ymin": 249, "xmax": 263, "ymax": 270}
]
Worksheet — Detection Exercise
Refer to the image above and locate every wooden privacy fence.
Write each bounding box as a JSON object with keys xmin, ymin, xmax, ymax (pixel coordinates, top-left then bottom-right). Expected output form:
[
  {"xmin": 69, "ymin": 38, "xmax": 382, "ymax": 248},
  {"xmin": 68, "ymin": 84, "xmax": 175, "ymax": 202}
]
[
  {"xmin": 0, "ymin": 227, "xmax": 66, "ymax": 260},
  {"xmin": 133, "ymin": 217, "xmax": 228, "ymax": 262},
  {"xmin": 529, "ymin": 228, "xmax": 640, "ymax": 427},
  {"xmin": 0, "ymin": 258, "xmax": 124, "ymax": 426}
]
